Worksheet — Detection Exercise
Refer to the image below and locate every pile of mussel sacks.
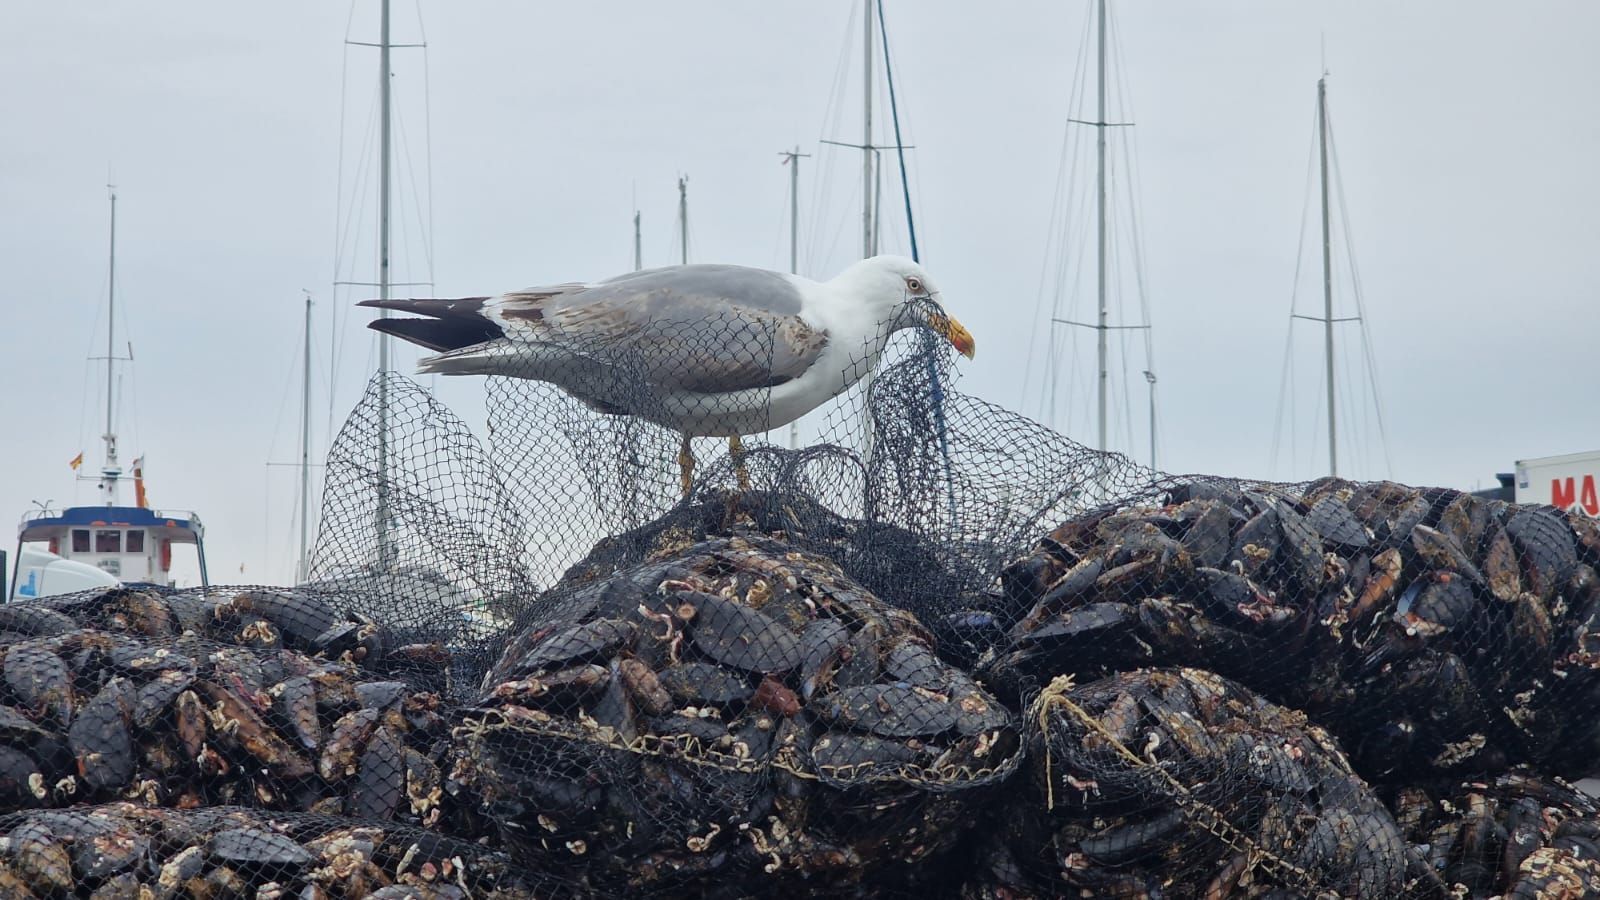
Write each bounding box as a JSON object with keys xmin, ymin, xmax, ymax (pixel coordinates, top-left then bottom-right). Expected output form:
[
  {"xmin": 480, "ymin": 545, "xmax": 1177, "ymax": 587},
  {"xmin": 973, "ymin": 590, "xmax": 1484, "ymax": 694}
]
[{"xmin": 4, "ymin": 478, "xmax": 1600, "ymax": 897}]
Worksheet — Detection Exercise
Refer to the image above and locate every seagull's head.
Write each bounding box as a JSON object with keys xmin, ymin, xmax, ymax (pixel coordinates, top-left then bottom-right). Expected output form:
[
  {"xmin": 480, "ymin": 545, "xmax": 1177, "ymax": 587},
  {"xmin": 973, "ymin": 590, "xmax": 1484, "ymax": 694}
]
[{"xmin": 844, "ymin": 255, "xmax": 975, "ymax": 359}]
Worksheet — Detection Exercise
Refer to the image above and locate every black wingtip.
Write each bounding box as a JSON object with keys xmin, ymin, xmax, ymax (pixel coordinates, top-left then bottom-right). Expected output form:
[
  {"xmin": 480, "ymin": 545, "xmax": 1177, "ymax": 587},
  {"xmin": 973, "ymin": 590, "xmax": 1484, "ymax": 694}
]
[
  {"xmin": 367, "ymin": 315, "xmax": 503, "ymax": 353},
  {"xmin": 358, "ymin": 297, "xmax": 492, "ymax": 316}
]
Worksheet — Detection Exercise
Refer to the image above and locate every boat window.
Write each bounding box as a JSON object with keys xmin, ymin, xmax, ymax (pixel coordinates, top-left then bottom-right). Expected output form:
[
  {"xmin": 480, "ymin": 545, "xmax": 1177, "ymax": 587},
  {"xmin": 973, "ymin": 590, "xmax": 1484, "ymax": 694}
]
[
  {"xmin": 95, "ymin": 530, "xmax": 122, "ymax": 553},
  {"xmin": 72, "ymin": 529, "xmax": 91, "ymax": 553},
  {"xmin": 125, "ymin": 530, "xmax": 145, "ymax": 552}
]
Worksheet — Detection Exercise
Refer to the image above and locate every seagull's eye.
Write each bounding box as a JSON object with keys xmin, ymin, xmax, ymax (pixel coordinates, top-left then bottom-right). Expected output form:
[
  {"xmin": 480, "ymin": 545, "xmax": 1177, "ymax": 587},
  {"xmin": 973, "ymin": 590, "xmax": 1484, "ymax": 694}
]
[{"xmin": 905, "ymin": 276, "xmax": 923, "ymax": 293}]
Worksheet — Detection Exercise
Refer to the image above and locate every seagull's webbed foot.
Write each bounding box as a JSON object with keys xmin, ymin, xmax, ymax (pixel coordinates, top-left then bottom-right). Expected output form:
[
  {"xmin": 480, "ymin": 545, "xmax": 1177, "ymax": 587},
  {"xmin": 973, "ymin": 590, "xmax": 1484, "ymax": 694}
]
[
  {"xmin": 678, "ymin": 435, "xmax": 696, "ymax": 500},
  {"xmin": 729, "ymin": 436, "xmax": 751, "ymax": 492}
]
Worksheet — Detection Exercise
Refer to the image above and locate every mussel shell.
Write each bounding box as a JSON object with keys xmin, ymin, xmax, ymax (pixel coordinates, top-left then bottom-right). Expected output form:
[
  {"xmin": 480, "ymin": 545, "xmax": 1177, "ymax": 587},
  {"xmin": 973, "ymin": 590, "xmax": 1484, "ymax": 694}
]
[
  {"xmin": 208, "ymin": 826, "xmax": 314, "ymax": 869},
  {"xmin": 129, "ymin": 669, "xmax": 193, "ymax": 729},
  {"xmin": 3, "ymin": 644, "xmax": 73, "ymax": 725},
  {"xmin": 1012, "ymin": 600, "xmax": 1134, "ymax": 646},
  {"xmin": 1228, "ymin": 507, "xmax": 1280, "ymax": 578},
  {"xmin": 822, "ymin": 684, "xmax": 961, "ymax": 738},
  {"xmin": 657, "ymin": 663, "xmax": 754, "ymax": 706},
  {"xmin": 1506, "ymin": 507, "xmax": 1579, "ymax": 599},
  {"xmin": 883, "ymin": 638, "xmax": 946, "ymax": 691},
  {"xmin": 1309, "ymin": 496, "xmax": 1371, "ymax": 550},
  {"xmin": 1482, "ymin": 527, "xmax": 1524, "ymax": 601},
  {"xmin": 66, "ymin": 677, "xmax": 135, "ymax": 791},
  {"xmin": 0, "ymin": 604, "xmax": 76, "ymax": 638},
  {"xmin": 797, "ymin": 618, "xmax": 851, "ymax": 700},
  {"xmin": 1175, "ymin": 500, "xmax": 1234, "ymax": 569},
  {"xmin": 676, "ymin": 591, "xmax": 804, "ymax": 674},
  {"xmin": 811, "ymin": 731, "xmax": 922, "ymax": 771},
  {"xmin": 507, "ymin": 618, "xmax": 636, "ymax": 676},
  {"xmin": 349, "ymin": 725, "xmax": 406, "ymax": 819},
  {"xmin": 1274, "ymin": 500, "xmax": 1326, "ymax": 592},
  {"xmin": 229, "ymin": 590, "xmax": 340, "ymax": 647}
]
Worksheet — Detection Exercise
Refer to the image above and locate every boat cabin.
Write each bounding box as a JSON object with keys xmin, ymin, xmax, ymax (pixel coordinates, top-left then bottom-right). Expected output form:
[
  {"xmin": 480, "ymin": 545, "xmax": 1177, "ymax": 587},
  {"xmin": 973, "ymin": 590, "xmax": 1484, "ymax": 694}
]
[{"xmin": 14, "ymin": 505, "xmax": 209, "ymax": 592}]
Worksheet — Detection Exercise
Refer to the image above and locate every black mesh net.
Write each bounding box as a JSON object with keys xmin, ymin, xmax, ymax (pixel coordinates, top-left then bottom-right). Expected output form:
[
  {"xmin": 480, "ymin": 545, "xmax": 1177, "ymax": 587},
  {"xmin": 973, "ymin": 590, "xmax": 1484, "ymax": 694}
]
[
  {"xmin": 0, "ymin": 623, "xmax": 458, "ymax": 831},
  {"xmin": 0, "ymin": 802, "xmax": 556, "ymax": 897},
  {"xmin": 984, "ymin": 667, "xmax": 1438, "ymax": 898},
  {"xmin": 453, "ymin": 532, "xmax": 1021, "ymax": 894},
  {"xmin": 7, "ymin": 308, "xmax": 1600, "ymax": 897}
]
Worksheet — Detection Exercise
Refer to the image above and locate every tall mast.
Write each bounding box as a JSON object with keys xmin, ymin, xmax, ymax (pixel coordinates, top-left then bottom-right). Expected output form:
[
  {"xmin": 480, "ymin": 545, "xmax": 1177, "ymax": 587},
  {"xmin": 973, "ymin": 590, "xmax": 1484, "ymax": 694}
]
[
  {"xmin": 374, "ymin": 0, "xmax": 394, "ymax": 570},
  {"xmin": 101, "ymin": 187, "xmax": 120, "ymax": 507},
  {"xmin": 633, "ymin": 211, "xmax": 642, "ymax": 271},
  {"xmin": 858, "ymin": 2, "xmax": 877, "ymax": 464},
  {"xmin": 1318, "ymin": 76, "xmax": 1337, "ymax": 476},
  {"xmin": 781, "ymin": 146, "xmax": 810, "ymax": 450},
  {"xmin": 677, "ymin": 176, "xmax": 688, "ymax": 265},
  {"xmin": 862, "ymin": 3, "xmax": 874, "ymax": 259},
  {"xmin": 299, "ymin": 291, "xmax": 314, "ymax": 583},
  {"xmin": 1094, "ymin": 0, "xmax": 1108, "ymax": 453}
]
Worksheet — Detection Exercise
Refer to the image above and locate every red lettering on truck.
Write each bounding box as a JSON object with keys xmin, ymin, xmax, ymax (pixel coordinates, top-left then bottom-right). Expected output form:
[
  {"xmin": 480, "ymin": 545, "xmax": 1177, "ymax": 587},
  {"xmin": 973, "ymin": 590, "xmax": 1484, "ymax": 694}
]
[
  {"xmin": 1551, "ymin": 475, "xmax": 1600, "ymax": 515},
  {"xmin": 1554, "ymin": 478, "xmax": 1576, "ymax": 510}
]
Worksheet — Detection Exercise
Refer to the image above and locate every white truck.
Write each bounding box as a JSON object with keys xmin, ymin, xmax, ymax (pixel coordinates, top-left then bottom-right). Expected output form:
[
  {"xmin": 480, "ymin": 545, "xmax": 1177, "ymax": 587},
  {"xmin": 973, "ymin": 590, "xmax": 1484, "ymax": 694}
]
[
  {"xmin": 1514, "ymin": 450, "xmax": 1600, "ymax": 517},
  {"xmin": 6, "ymin": 544, "xmax": 120, "ymax": 602}
]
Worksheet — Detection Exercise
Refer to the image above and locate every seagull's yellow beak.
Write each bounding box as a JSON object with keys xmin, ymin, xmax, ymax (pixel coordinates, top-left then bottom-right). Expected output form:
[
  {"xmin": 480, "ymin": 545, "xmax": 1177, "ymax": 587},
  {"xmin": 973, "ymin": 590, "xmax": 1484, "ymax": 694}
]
[{"xmin": 932, "ymin": 311, "xmax": 976, "ymax": 359}]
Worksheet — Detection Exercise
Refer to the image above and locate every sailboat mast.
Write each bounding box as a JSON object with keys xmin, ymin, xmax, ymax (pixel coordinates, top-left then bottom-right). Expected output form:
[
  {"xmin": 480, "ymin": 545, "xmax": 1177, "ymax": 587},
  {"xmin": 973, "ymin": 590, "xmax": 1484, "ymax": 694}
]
[
  {"xmin": 858, "ymin": 2, "xmax": 877, "ymax": 464},
  {"xmin": 102, "ymin": 188, "xmax": 120, "ymax": 507},
  {"xmin": 1095, "ymin": 0, "xmax": 1109, "ymax": 453},
  {"xmin": 677, "ymin": 176, "xmax": 688, "ymax": 264},
  {"xmin": 299, "ymin": 292, "xmax": 314, "ymax": 583},
  {"xmin": 378, "ymin": 0, "xmax": 392, "ymax": 370},
  {"xmin": 862, "ymin": 4, "xmax": 874, "ymax": 259},
  {"xmin": 1318, "ymin": 76, "xmax": 1337, "ymax": 476},
  {"xmin": 788, "ymin": 147, "xmax": 802, "ymax": 274},
  {"xmin": 375, "ymin": 0, "xmax": 394, "ymax": 570},
  {"xmin": 782, "ymin": 145, "xmax": 809, "ymax": 450}
]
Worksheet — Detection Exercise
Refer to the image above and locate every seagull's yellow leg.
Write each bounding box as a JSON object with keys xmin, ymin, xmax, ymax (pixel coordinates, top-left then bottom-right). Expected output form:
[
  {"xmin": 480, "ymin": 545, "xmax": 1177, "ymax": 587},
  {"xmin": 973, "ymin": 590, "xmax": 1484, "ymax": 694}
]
[
  {"xmin": 678, "ymin": 434, "xmax": 696, "ymax": 499},
  {"xmin": 729, "ymin": 436, "xmax": 751, "ymax": 492}
]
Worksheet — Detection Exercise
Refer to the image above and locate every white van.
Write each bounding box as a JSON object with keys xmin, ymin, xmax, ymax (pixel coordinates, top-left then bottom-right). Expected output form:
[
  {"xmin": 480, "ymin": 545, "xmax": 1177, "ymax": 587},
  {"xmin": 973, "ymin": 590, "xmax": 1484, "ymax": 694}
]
[{"xmin": 8, "ymin": 544, "xmax": 119, "ymax": 601}]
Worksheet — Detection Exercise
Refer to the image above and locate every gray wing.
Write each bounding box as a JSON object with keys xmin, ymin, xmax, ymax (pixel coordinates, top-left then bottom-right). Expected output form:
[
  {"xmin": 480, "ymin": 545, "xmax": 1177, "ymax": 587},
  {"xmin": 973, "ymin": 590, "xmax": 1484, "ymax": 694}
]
[{"xmin": 493, "ymin": 264, "xmax": 828, "ymax": 394}]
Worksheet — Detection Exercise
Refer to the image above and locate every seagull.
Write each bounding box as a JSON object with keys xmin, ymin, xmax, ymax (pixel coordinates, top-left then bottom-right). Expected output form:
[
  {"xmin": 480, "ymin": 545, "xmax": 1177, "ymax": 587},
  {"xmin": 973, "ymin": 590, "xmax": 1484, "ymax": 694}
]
[{"xmin": 362, "ymin": 255, "xmax": 975, "ymax": 496}]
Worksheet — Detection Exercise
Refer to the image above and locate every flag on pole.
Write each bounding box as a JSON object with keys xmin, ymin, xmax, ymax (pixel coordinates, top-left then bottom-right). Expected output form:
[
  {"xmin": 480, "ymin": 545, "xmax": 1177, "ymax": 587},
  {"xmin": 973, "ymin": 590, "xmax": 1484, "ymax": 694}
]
[
  {"xmin": 69, "ymin": 452, "xmax": 84, "ymax": 471},
  {"xmin": 132, "ymin": 456, "xmax": 148, "ymax": 508}
]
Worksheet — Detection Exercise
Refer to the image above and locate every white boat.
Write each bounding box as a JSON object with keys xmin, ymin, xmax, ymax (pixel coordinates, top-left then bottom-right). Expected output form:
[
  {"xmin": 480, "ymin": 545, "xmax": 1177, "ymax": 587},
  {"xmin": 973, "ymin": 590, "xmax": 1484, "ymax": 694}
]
[{"xmin": 7, "ymin": 189, "xmax": 210, "ymax": 601}]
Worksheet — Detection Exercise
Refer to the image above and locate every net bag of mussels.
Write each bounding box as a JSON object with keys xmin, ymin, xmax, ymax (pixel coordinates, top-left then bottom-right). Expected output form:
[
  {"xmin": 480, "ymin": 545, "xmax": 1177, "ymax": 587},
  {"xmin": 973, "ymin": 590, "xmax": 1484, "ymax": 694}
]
[
  {"xmin": 0, "ymin": 801, "xmax": 550, "ymax": 899},
  {"xmin": 990, "ymin": 479, "xmax": 1600, "ymax": 789},
  {"xmin": 455, "ymin": 533, "xmax": 1022, "ymax": 895},
  {"xmin": 0, "ymin": 594, "xmax": 461, "ymax": 837},
  {"xmin": 964, "ymin": 667, "xmax": 1441, "ymax": 899},
  {"xmin": 1391, "ymin": 769, "xmax": 1600, "ymax": 898}
]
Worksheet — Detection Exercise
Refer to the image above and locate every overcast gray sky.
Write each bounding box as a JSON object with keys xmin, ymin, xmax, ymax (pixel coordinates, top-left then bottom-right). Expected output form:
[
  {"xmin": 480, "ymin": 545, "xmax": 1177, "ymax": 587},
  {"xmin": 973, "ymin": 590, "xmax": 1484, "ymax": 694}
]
[{"xmin": 2, "ymin": 2, "xmax": 1596, "ymax": 586}]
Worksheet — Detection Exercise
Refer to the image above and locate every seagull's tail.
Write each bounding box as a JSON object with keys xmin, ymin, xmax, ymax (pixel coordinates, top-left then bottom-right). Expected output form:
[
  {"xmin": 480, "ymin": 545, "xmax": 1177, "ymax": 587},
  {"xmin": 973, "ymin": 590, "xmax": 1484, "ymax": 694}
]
[{"xmin": 361, "ymin": 297, "xmax": 500, "ymax": 353}]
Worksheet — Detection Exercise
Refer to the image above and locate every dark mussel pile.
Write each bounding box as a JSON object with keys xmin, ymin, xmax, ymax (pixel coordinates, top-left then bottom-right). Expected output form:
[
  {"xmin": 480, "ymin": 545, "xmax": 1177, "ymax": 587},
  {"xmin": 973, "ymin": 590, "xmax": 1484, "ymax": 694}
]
[
  {"xmin": 2, "ymin": 477, "xmax": 1600, "ymax": 897},
  {"xmin": 0, "ymin": 601, "xmax": 459, "ymax": 832},
  {"xmin": 966, "ymin": 667, "xmax": 1440, "ymax": 899},
  {"xmin": 458, "ymin": 533, "xmax": 1021, "ymax": 895},
  {"xmin": 0, "ymin": 801, "xmax": 549, "ymax": 899},
  {"xmin": 1388, "ymin": 771, "xmax": 1600, "ymax": 898},
  {"xmin": 990, "ymin": 478, "xmax": 1600, "ymax": 787}
]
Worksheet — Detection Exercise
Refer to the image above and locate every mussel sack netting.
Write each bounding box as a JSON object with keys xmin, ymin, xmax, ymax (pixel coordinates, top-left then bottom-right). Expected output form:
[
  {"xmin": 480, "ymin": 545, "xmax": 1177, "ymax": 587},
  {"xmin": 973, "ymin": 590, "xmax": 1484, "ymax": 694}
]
[
  {"xmin": 0, "ymin": 802, "xmax": 557, "ymax": 898},
  {"xmin": 458, "ymin": 533, "xmax": 1021, "ymax": 894},
  {"xmin": 11, "ymin": 321, "xmax": 1591, "ymax": 897},
  {"xmin": 986, "ymin": 480, "xmax": 1600, "ymax": 789},
  {"xmin": 0, "ymin": 615, "xmax": 463, "ymax": 834},
  {"xmin": 308, "ymin": 326, "xmax": 1153, "ymax": 686},
  {"xmin": 999, "ymin": 668, "xmax": 1432, "ymax": 899}
]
